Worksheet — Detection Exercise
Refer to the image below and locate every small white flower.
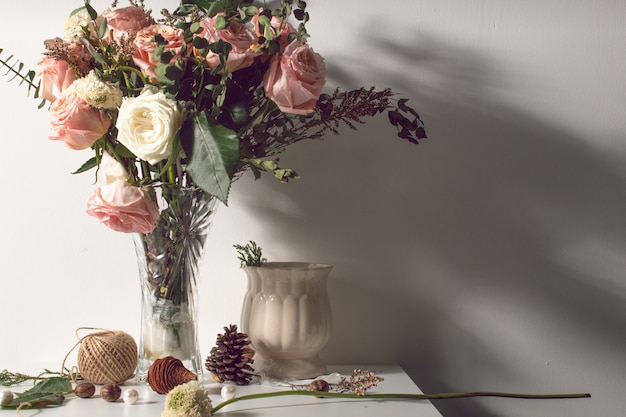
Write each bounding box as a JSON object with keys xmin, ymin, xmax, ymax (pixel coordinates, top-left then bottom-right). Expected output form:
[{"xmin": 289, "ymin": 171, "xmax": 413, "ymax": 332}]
[
  {"xmin": 116, "ymin": 87, "xmax": 182, "ymax": 165},
  {"xmin": 75, "ymin": 71, "xmax": 123, "ymax": 109},
  {"xmin": 64, "ymin": 9, "xmax": 95, "ymax": 42}
]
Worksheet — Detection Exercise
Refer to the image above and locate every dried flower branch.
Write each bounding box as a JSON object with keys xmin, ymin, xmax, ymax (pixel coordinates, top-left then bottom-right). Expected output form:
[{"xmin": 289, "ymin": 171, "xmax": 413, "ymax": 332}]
[{"xmin": 335, "ymin": 369, "xmax": 385, "ymax": 396}]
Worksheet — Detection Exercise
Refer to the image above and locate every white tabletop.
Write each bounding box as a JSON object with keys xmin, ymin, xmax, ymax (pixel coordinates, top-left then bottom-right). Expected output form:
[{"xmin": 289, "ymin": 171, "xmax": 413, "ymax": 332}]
[{"xmin": 1, "ymin": 365, "xmax": 444, "ymax": 417}]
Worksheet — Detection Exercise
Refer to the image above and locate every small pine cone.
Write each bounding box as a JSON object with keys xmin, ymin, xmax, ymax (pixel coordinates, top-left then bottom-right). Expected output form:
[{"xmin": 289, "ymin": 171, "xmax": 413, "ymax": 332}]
[{"xmin": 205, "ymin": 324, "xmax": 255, "ymax": 385}]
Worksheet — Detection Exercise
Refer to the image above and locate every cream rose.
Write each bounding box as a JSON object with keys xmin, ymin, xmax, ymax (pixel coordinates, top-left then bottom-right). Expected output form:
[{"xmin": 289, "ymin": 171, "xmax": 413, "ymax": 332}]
[{"xmin": 116, "ymin": 87, "xmax": 182, "ymax": 164}]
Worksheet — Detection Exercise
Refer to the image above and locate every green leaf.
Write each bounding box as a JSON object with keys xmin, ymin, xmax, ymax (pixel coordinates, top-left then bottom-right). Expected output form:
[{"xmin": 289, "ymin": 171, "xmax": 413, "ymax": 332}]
[
  {"xmin": 189, "ymin": 21, "xmax": 202, "ymax": 34},
  {"xmin": 99, "ymin": 17, "xmax": 108, "ymax": 39},
  {"xmin": 207, "ymin": 0, "xmax": 235, "ymax": 17},
  {"xmin": 18, "ymin": 378, "xmax": 72, "ymax": 396},
  {"xmin": 215, "ymin": 15, "xmax": 227, "ymax": 30},
  {"xmin": 180, "ymin": 112, "xmax": 240, "ymax": 204},
  {"xmin": 4, "ymin": 393, "xmax": 65, "ymax": 409},
  {"xmin": 72, "ymin": 156, "xmax": 98, "ymax": 174},
  {"xmin": 2, "ymin": 377, "xmax": 71, "ymax": 409},
  {"xmin": 84, "ymin": 2, "xmax": 98, "ymax": 20}
]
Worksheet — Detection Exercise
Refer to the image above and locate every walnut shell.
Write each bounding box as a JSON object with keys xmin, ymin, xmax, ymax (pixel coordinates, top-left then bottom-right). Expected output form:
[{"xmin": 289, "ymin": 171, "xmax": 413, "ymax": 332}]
[{"xmin": 147, "ymin": 356, "xmax": 198, "ymax": 394}]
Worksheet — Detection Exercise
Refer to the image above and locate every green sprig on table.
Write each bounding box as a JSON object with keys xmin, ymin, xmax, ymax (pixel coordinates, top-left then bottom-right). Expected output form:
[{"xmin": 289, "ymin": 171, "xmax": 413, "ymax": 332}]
[
  {"xmin": 0, "ymin": 377, "xmax": 71, "ymax": 409},
  {"xmin": 211, "ymin": 390, "xmax": 591, "ymax": 414}
]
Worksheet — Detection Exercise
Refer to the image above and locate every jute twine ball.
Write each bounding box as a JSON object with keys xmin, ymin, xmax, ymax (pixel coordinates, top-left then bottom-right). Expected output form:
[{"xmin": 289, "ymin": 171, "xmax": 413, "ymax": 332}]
[{"xmin": 77, "ymin": 329, "xmax": 138, "ymax": 385}]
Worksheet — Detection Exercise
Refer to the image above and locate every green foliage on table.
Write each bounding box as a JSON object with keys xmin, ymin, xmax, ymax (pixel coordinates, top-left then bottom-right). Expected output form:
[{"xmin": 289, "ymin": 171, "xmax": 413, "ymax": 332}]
[{"xmin": 0, "ymin": 377, "xmax": 71, "ymax": 409}]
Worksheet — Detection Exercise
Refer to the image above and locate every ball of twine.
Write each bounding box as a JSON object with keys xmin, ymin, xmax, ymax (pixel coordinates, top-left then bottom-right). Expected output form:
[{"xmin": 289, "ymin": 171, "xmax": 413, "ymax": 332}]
[{"xmin": 76, "ymin": 328, "xmax": 138, "ymax": 385}]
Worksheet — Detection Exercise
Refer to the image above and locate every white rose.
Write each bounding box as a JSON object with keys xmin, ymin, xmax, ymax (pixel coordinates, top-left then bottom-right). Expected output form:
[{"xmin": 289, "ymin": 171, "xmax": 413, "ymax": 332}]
[{"xmin": 116, "ymin": 88, "xmax": 182, "ymax": 164}]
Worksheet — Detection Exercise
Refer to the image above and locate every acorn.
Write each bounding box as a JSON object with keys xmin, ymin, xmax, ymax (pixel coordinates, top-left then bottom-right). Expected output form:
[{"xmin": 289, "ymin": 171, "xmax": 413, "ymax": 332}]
[{"xmin": 147, "ymin": 356, "xmax": 197, "ymax": 394}]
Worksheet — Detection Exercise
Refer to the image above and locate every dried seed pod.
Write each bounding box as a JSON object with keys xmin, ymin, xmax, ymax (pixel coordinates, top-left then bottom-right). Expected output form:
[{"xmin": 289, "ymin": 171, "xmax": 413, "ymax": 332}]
[
  {"xmin": 100, "ymin": 384, "xmax": 122, "ymax": 402},
  {"xmin": 148, "ymin": 356, "xmax": 197, "ymax": 394},
  {"xmin": 74, "ymin": 382, "xmax": 96, "ymax": 398}
]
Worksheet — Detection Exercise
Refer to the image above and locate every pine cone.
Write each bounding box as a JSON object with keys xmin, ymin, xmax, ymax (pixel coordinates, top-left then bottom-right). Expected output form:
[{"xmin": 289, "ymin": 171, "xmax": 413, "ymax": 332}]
[{"xmin": 205, "ymin": 324, "xmax": 255, "ymax": 385}]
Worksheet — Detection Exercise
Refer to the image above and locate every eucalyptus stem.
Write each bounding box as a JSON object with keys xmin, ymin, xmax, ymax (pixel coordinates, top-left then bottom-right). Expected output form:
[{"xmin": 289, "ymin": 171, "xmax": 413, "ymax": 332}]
[
  {"xmin": 211, "ymin": 390, "xmax": 591, "ymax": 414},
  {"xmin": 0, "ymin": 369, "xmax": 74, "ymax": 387},
  {"xmin": 116, "ymin": 65, "xmax": 147, "ymax": 86}
]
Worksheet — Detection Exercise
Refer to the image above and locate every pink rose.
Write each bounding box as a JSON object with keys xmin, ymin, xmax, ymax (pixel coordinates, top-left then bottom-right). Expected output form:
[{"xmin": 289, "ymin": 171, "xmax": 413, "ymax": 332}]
[
  {"xmin": 196, "ymin": 17, "xmax": 259, "ymax": 72},
  {"xmin": 102, "ymin": 6, "xmax": 155, "ymax": 42},
  {"xmin": 263, "ymin": 41, "xmax": 326, "ymax": 115},
  {"xmin": 48, "ymin": 81, "xmax": 112, "ymax": 150},
  {"xmin": 86, "ymin": 180, "xmax": 159, "ymax": 233},
  {"xmin": 36, "ymin": 57, "xmax": 78, "ymax": 103},
  {"xmin": 100, "ymin": 151, "xmax": 128, "ymax": 183},
  {"xmin": 132, "ymin": 24, "xmax": 185, "ymax": 82}
]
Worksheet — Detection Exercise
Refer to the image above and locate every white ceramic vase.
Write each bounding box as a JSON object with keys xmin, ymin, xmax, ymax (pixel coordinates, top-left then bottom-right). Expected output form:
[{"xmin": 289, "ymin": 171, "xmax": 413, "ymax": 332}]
[{"xmin": 241, "ymin": 262, "xmax": 333, "ymax": 379}]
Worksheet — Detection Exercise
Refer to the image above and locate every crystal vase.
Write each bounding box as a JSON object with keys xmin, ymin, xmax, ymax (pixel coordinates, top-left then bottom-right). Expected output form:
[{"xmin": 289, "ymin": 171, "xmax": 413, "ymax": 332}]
[
  {"xmin": 241, "ymin": 262, "xmax": 333, "ymax": 379},
  {"xmin": 134, "ymin": 183, "xmax": 217, "ymax": 381}
]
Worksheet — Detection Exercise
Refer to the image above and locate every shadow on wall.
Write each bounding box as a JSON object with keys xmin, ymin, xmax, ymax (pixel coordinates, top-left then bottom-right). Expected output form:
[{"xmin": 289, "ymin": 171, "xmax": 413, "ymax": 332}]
[{"xmin": 233, "ymin": 31, "xmax": 626, "ymax": 417}]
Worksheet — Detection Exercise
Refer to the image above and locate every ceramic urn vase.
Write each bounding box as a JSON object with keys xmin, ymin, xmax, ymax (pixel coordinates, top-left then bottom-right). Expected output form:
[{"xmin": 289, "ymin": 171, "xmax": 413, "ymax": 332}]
[{"xmin": 240, "ymin": 262, "xmax": 333, "ymax": 379}]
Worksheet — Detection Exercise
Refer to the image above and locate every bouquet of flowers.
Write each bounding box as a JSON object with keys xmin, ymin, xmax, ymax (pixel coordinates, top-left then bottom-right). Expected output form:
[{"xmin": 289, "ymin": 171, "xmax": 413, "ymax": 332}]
[
  {"xmin": 1, "ymin": 0, "xmax": 426, "ymax": 234},
  {"xmin": 1, "ymin": 0, "xmax": 427, "ymax": 377}
]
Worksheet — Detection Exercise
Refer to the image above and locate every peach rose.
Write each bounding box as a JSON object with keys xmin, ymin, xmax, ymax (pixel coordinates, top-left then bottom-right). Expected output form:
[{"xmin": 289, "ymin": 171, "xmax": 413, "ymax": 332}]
[
  {"xmin": 86, "ymin": 180, "xmax": 159, "ymax": 233},
  {"xmin": 48, "ymin": 81, "xmax": 112, "ymax": 150},
  {"xmin": 196, "ymin": 17, "xmax": 259, "ymax": 72},
  {"xmin": 102, "ymin": 6, "xmax": 155, "ymax": 42},
  {"xmin": 36, "ymin": 57, "xmax": 78, "ymax": 103},
  {"xmin": 86, "ymin": 152, "xmax": 159, "ymax": 233},
  {"xmin": 263, "ymin": 41, "xmax": 326, "ymax": 115},
  {"xmin": 132, "ymin": 24, "xmax": 185, "ymax": 82}
]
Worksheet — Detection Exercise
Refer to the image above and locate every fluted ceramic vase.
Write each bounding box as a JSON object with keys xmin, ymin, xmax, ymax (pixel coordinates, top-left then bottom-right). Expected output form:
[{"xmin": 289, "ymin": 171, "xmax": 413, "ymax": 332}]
[
  {"xmin": 134, "ymin": 183, "xmax": 217, "ymax": 381},
  {"xmin": 241, "ymin": 262, "xmax": 333, "ymax": 379}
]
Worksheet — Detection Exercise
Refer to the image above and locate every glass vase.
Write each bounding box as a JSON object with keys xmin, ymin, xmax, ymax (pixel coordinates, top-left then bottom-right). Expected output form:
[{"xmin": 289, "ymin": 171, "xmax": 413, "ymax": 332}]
[{"xmin": 133, "ymin": 183, "xmax": 217, "ymax": 381}]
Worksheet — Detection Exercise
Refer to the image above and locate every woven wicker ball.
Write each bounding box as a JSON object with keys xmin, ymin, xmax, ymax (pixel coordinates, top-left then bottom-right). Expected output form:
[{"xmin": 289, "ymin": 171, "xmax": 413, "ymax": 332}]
[{"xmin": 77, "ymin": 330, "xmax": 138, "ymax": 384}]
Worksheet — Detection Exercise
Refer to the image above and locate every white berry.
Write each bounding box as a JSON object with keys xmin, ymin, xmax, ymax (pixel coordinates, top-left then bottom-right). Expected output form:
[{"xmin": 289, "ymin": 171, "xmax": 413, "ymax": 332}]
[
  {"xmin": 0, "ymin": 390, "xmax": 13, "ymax": 406},
  {"xmin": 221, "ymin": 384, "xmax": 236, "ymax": 400},
  {"xmin": 122, "ymin": 389, "xmax": 139, "ymax": 405}
]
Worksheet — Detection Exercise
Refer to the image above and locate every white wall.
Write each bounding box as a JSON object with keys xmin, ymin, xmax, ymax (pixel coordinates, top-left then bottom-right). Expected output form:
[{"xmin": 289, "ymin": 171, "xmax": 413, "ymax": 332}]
[{"xmin": 1, "ymin": 1, "xmax": 624, "ymax": 416}]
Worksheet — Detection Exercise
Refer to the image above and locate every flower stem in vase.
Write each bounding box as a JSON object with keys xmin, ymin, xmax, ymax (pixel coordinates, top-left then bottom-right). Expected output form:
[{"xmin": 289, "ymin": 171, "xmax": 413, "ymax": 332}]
[{"xmin": 135, "ymin": 183, "xmax": 217, "ymax": 380}]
